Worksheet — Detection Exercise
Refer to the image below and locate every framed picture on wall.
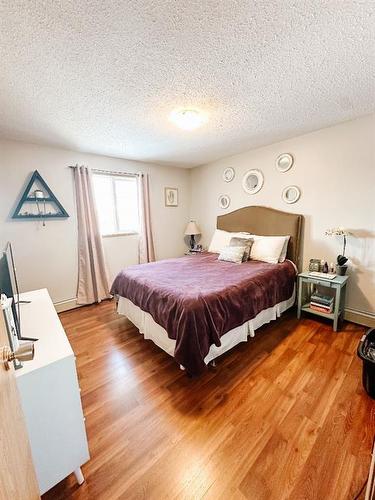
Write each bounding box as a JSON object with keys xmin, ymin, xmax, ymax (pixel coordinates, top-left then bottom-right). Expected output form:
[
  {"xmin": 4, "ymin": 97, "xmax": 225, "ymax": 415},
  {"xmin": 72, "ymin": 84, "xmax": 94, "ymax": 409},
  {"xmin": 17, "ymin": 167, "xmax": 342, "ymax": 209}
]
[{"xmin": 164, "ymin": 187, "xmax": 178, "ymax": 207}]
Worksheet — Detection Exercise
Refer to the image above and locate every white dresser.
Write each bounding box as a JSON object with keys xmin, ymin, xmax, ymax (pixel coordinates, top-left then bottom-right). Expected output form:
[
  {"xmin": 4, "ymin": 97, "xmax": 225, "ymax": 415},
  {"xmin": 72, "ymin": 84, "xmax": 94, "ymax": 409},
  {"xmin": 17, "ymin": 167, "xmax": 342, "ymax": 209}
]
[{"xmin": 15, "ymin": 288, "xmax": 89, "ymax": 495}]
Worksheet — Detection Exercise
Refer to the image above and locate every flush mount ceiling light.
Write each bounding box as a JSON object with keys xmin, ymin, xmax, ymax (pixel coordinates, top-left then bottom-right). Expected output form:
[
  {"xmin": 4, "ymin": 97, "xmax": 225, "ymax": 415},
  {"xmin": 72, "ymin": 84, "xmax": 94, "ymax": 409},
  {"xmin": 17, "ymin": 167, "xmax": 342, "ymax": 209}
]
[{"xmin": 169, "ymin": 108, "xmax": 208, "ymax": 131}]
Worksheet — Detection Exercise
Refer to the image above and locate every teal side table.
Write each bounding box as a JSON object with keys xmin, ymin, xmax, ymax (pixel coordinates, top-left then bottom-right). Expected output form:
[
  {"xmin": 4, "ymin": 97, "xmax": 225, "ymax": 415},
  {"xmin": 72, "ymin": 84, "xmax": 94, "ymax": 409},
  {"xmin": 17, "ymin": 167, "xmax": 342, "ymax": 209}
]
[{"xmin": 297, "ymin": 272, "xmax": 349, "ymax": 332}]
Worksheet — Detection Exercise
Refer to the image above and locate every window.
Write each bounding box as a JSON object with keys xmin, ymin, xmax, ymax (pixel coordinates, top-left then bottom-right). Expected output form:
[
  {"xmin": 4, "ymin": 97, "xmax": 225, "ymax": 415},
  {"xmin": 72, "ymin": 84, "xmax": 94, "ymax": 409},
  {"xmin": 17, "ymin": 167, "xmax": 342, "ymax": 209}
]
[{"xmin": 92, "ymin": 173, "xmax": 140, "ymax": 236}]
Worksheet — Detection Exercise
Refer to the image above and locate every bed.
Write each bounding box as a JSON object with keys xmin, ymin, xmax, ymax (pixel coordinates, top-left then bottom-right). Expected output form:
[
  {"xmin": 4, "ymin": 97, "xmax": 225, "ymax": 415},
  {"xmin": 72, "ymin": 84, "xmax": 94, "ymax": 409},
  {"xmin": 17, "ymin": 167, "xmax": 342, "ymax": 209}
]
[{"xmin": 111, "ymin": 206, "xmax": 303, "ymax": 375}]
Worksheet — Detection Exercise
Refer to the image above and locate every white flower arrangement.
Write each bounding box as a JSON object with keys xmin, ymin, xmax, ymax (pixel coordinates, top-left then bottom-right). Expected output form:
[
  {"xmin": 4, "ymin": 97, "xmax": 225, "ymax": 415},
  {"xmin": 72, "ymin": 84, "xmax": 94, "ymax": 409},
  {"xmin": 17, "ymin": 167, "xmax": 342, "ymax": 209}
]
[
  {"xmin": 325, "ymin": 227, "xmax": 348, "ymax": 237},
  {"xmin": 325, "ymin": 227, "xmax": 349, "ymax": 265}
]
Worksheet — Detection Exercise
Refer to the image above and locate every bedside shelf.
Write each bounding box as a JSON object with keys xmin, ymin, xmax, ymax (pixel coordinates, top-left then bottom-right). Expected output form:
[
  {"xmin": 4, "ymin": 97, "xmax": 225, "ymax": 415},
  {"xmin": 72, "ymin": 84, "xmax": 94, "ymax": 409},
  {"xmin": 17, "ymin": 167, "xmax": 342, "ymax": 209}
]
[{"xmin": 297, "ymin": 273, "xmax": 349, "ymax": 332}]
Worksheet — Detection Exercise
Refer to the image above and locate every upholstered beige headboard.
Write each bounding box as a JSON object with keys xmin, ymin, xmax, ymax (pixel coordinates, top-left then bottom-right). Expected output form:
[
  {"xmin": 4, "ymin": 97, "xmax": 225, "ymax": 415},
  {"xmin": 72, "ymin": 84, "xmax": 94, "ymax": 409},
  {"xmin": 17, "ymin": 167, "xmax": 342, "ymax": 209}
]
[{"xmin": 217, "ymin": 206, "xmax": 304, "ymax": 270}]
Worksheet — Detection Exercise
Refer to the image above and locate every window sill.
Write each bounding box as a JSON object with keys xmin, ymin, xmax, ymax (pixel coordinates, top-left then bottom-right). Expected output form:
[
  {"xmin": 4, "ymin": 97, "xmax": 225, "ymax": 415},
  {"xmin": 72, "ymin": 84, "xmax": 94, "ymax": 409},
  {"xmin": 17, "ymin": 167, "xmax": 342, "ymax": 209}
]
[{"xmin": 102, "ymin": 232, "xmax": 139, "ymax": 238}]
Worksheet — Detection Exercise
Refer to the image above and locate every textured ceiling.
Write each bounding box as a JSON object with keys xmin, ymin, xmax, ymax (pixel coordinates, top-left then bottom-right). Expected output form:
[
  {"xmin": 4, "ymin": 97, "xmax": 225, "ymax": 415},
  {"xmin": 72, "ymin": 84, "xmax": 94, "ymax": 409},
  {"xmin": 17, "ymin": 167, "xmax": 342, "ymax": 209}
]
[{"xmin": 0, "ymin": 1, "xmax": 374, "ymax": 168}]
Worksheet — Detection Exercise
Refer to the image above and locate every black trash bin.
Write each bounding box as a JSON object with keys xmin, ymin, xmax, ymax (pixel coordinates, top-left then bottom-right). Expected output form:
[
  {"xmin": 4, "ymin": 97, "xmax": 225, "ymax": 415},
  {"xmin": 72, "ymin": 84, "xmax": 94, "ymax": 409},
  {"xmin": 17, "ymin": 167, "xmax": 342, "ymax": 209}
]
[{"xmin": 357, "ymin": 328, "xmax": 375, "ymax": 399}]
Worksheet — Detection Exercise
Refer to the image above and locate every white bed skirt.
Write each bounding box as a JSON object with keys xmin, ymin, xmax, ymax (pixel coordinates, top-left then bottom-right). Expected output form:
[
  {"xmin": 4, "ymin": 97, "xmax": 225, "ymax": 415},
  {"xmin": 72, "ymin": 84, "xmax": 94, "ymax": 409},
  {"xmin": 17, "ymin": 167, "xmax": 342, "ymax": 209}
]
[{"xmin": 117, "ymin": 287, "xmax": 295, "ymax": 366}]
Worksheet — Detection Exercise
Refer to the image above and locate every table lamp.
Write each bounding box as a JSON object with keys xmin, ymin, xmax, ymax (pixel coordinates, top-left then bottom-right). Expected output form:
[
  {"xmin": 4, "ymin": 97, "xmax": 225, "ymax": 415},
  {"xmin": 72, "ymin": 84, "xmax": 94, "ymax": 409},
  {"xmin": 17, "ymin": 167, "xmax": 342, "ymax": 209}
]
[{"xmin": 184, "ymin": 220, "xmax": 201, "ymax": 250}]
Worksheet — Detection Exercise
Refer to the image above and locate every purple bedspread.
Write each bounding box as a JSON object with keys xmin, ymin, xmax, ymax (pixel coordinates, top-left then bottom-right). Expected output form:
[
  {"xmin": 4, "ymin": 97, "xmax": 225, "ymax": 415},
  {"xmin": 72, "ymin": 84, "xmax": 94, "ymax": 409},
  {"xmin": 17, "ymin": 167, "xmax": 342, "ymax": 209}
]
[{"xmin": 111, "ymin": 253, "xmax": 296, "ymax": 375}]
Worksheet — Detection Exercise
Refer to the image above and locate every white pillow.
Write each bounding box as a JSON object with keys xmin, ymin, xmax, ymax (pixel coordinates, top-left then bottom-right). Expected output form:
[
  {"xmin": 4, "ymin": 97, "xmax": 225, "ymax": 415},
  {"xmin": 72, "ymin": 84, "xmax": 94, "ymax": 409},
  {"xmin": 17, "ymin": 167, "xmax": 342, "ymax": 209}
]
[
  {"xmin": 218, "ymin": 246, "xmax": 247, "ymax": 264},
  {"xmin": 250, "ymin": 236, "xmax": 287, "ymax": 264},
  {"xmin": 208, "ymin": 229, "xmax": 251, "ymax": 253},
  {"xmin": 278, "ymin": 236, "xmax": 290, "ymax": 262},
  {"xmin": 250, "ymin": 234, "xmax": 290, "ymax": 262}
]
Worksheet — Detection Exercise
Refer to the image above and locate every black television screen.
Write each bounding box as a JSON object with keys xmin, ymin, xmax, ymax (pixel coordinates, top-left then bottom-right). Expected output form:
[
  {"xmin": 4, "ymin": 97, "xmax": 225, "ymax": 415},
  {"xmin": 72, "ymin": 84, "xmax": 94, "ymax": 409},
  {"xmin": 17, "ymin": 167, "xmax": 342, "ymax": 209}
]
[{"xmin": 0, "ymin": 242, "xmax": 21, "ymax": 338}]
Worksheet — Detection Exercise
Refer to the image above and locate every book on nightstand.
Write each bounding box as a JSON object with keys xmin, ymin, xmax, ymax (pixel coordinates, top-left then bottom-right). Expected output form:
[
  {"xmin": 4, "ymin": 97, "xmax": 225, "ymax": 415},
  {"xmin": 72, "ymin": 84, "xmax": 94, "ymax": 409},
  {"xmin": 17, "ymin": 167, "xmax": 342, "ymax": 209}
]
[{"xmin": 310, "ymin": 293, "xmax": 334, "ymax": 314}]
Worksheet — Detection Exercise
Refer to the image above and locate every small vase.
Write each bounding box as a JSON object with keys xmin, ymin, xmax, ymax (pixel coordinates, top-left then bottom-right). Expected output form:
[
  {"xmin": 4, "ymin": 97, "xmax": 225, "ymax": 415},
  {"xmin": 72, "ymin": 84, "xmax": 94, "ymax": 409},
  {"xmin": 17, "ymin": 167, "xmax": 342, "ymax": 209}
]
[{"xmin": 336, "ymin": 265, "xmax": 348, "ymax": 276}]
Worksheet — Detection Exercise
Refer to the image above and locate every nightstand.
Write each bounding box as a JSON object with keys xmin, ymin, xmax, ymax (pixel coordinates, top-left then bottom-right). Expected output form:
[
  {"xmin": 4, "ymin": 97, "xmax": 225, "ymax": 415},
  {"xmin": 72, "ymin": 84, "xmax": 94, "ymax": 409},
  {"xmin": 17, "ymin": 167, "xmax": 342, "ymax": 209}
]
[{"xmin": 297, "ymin": 272, "xmax": 349, "ymax": 332}]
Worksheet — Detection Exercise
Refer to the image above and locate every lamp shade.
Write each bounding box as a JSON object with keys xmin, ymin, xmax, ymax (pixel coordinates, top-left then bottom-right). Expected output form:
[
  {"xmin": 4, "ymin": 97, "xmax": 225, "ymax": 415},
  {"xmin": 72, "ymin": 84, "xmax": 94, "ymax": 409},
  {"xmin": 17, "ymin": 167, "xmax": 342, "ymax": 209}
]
[{"xmin": 184, "ymin": 220, "xmax": 201, "ymax": 236}]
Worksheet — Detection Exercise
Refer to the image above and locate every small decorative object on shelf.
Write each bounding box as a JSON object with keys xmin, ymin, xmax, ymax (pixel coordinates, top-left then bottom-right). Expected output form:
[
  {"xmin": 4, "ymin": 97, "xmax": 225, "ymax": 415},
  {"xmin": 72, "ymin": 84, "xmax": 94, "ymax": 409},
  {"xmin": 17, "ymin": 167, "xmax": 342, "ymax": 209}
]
[
  {"xmin": 185, "ymin": 247, "xmax": 206, "ymax": 255},
  {"xmin": 325, "ymin": 227, "xmax": 349, "ymax": 275},
  {"xmin": 309, "ymin": 258, "xmax": 321, "ymax": 272},
  {"xmin": 34, "ymin": 189, "xmax": 46, "ymax": 226}
]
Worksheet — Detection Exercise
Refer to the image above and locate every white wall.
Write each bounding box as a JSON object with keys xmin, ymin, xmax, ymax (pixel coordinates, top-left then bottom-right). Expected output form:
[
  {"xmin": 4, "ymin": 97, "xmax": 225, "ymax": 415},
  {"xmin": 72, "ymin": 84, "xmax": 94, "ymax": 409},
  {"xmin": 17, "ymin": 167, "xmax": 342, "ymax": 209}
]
[
  {"xmin": 1, "ymin": 115, "xmax": 374, "ymax": 322},
  {"xmin": 0, "ymin": 140, "xmax": 191, "ymax": 306},
  {"xmin": 190, "ymin": 115, "xmax": 375, "ymax": 318}
]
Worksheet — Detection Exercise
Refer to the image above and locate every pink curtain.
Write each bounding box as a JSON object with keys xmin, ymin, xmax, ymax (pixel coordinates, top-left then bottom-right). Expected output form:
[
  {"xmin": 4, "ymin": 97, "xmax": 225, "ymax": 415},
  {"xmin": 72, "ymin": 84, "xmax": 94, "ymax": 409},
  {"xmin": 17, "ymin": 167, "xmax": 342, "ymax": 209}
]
[
  {"xmin": 73, "ymin": 165, "xmax": 111, "ymax": 305},
  {"xmin": 138, "ymin": 173, "xmax": 155, "ymax": 263}
]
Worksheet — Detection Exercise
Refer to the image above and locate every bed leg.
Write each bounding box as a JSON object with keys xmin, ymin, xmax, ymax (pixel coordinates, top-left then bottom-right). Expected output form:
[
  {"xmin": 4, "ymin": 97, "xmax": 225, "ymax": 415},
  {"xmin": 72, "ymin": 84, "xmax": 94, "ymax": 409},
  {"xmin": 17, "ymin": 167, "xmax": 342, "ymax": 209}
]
[
  {"xmin": 210, "ymin": 359, "xmax": 216, "ymax": 367},
  {"xmin": 179, "ymin": 364, "xmax": 185, "ymax": 371}
]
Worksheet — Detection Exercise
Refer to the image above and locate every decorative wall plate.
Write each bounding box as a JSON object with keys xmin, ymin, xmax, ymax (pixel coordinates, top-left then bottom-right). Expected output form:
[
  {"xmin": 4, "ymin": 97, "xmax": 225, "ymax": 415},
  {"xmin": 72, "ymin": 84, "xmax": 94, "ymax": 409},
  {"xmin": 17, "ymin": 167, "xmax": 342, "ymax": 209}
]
[
  {"xmin": 276, "ymin": 153, "xmax": 294, "ymax": 172},
  {"xmin": 218, "ymin": 194, "xmax": 231, "ymax": 209},
  {"xmin": 282, "ymin": 185, "xmax": 301, "ymax": 204},
  {"xmin": 223, "ymin": 167, "xmax": 235, "ymax": 183},
  {"xmin": 242, "ymin": 169, "xmax": 264, "ymax": 195}
]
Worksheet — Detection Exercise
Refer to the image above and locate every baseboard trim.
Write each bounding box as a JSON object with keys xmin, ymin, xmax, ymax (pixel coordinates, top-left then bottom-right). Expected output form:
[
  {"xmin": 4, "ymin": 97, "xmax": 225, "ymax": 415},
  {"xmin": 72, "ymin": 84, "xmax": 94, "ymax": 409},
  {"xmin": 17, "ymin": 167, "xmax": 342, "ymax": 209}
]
[
  {"xmin": 54, "ymin": 298, "xmax": 81, "ymax": 313},
  {"xmin": 345, "ymin": 308, "xmax": 375, "ymax": 328},
  {"xmin": 54, "ymin": 297, "xmax": 113, "ymax": 313},
  {"xmin": 54, "ymin": 298, "xmax": 375, "ymax": 327}
]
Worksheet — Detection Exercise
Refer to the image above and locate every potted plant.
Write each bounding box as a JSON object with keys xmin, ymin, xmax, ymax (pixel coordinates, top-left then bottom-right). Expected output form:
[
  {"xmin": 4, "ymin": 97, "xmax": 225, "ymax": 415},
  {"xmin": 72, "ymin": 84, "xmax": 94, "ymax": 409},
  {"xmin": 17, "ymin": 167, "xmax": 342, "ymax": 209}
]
[{"xmin": 325, "ymin": 227, "xmax": 349, "ymax": 275}]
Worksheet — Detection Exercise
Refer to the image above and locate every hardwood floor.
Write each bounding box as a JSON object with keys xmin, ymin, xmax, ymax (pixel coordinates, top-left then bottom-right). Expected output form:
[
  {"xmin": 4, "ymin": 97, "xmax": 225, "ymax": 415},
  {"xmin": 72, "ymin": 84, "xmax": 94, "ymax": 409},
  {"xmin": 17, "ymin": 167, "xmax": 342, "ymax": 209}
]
[{"xmin": 43, "ymin": 300, "xmax": 374, "ymax": 500}]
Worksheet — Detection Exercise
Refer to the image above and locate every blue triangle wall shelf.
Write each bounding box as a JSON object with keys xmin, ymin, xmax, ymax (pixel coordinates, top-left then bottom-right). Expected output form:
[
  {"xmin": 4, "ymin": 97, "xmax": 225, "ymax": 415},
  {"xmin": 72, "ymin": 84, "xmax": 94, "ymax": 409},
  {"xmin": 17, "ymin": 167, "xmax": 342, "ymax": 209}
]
[{"xmin": 12, "ymin": 170, "xmax": 69, "ymax": 219}]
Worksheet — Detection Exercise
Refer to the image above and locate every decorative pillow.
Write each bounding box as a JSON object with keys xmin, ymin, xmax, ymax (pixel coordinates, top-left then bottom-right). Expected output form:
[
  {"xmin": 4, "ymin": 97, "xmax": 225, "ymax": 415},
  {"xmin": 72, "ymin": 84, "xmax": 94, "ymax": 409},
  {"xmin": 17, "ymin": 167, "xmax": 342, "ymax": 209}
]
[
  {"xmin": 250, "ymin": 236, "xmax": 287, "ymax": 264},
  {"xmin": 218, "ymin": 245, "xmax": 247, "ymax": 264},
  {"xmin": 208, "ymin": 229, "xmax": 251, "ymax": 253},
  {"xmin": 229, "ymin": 237, "xmax": 254, "ymax": 262}
]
